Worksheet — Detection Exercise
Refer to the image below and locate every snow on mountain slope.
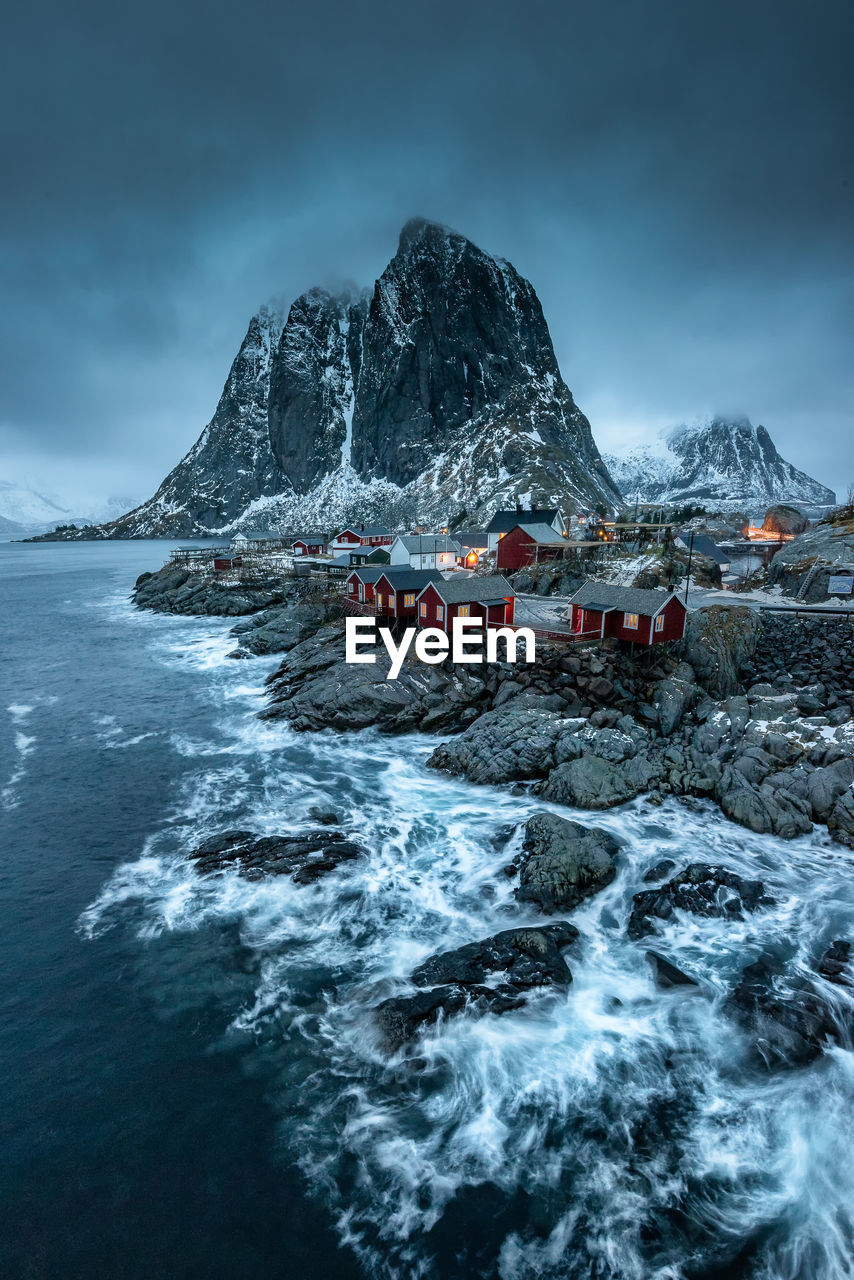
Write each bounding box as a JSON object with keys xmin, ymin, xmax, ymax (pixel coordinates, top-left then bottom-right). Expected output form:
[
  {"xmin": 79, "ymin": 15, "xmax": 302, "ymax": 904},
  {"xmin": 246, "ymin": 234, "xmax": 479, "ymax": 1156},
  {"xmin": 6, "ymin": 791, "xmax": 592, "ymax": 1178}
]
[
  {"xmin": 605, "ymin": 416, "xmax": 835, "ymax": 510},
  {"xmin": 54, "ymin": 221, "xmax": 620, "ymax": 539}
]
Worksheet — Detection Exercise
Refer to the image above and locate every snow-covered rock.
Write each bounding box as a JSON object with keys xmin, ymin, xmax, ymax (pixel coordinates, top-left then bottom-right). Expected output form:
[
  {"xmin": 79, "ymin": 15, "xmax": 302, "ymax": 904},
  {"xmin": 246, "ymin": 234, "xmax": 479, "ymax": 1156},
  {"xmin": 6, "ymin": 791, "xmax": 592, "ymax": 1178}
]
[
  {"xmin": 605, "ymin": 416, "xmax": 835, "ymax": 510},
  {"xmin": 68, "ymin": 220, "xmax": 621, "ymax": 539}
]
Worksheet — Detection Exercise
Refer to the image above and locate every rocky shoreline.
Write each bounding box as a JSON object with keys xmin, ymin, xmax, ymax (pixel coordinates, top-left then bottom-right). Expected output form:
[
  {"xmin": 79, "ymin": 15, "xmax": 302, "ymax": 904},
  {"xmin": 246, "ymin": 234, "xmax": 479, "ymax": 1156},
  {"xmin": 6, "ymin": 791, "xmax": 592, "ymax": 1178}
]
[{"xmin": 133, "ymin": 562, "xmax": 854, "ymax": 1062}]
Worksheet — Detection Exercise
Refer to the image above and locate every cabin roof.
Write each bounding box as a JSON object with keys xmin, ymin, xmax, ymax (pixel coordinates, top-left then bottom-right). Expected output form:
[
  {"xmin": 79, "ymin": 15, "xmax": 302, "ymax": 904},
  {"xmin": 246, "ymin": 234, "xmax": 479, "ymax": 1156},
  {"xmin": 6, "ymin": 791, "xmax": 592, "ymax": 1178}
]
[
  {"xmin": 393, "ymin": 534, "xmax": 462, "ymax": 553},
  {"xmin": 486, "ymin": 508, "xmax": 561, "ymax": 534},
  {"xmin": 232, "ymin": 530, "xmax": 283, "ymax": 540},
  {"xmin": 685, "ymin": 533, "xmax": 729, "ymax": 564},
  {"xmin": 512, "ymin": 522, "xmax": 570, "ymax": 545},
  {"xmin": 290, "ymin": 532, "xmax": 326, "ymax": 544},
  {"xmin": 454, "ymin": 529, "xmax": 489, "ymax": 549},
  {"xmin": 346, "ymin": 566, "xmax": 387, "ymax": 583},
  {"xmin": 570, "ymin": 581, "xmax": 684, "ymax": 616},
  {"xmin": 376, "ymin": 568, "xmax": 443, "ymax": 589},
  {"xmin": 425, "ymin": 574, "xmax": 515, "ymax": 604},
  {"xmin": 335, "ymin": 524, "xmax": 391, "ymax": 538}
]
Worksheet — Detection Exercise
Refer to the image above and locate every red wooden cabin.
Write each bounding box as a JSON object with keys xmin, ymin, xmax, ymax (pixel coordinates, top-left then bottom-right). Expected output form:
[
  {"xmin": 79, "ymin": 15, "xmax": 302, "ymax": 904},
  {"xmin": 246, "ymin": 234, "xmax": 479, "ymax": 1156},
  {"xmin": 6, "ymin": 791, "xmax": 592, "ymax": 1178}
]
[
  {"xmin": 345, "ymin": 566, "xmax": 387, "ymax": 605},
  {"xmin": 213, "ymin": 555, "xmax": 242, "ymax": 572},
  {"xmin": 567, "ymin": 583, "xmax": 687, "ymax": 644},
  {"xmin": 496, "ymin": 523, "xmax": 571, "ymax": 573},
  {"xmin": 292, "ymin": 535, "xmax": 327, "ymax": 556},
  {"xmin": 373, "ymin": 568, "xmax": 442, "ymax": 618},
  {"xmin": 416, "ymin": 575, "xmax": 516, "ymax": 633}
]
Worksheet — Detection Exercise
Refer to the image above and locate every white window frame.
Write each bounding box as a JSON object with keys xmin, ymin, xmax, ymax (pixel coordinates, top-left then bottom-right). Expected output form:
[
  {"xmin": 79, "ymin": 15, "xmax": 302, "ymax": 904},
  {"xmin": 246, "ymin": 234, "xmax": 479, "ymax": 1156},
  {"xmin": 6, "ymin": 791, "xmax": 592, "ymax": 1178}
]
[
  {"xmin": 419, "ymin": 602, "xmax": 427, "ymax": 618},
  {"xmin": 624, "ymin": 612, "xmax": 639, "ymax": 630},
  {"xmin": 458, "ymin": 604, "xmax": 471, "ymax": 617},
  {"xmin": 654, "ymin": 614, "xmax": 664, "ymax": 633},
  {"xmin": 404, "ymin": 593, "xmax": 415, "ymax": 607},
  {"xmin": 437, "ymin": 604, "xmax": 445, "ymax": 622}
]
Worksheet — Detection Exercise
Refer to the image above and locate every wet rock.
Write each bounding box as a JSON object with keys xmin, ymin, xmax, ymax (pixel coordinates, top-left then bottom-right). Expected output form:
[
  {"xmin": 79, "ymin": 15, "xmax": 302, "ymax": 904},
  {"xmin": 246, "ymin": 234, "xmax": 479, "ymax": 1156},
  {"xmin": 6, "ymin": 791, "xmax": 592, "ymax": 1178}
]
[
  {"xmin": 515, "ymin": 812, "xmax": 619, "ymax": 915},
  {"xmin": 643, "ymin": 859, "xmax": 676, "ymax": 883},
  {"xmin": 627, "ymin": 863, "xmax": 773, "ymax": 940},
  {"xmin": 829, "ymin": 786, "xmax": 854, "ymax": 848},
  {"xmin": 188, "ymin": 828, "xmax": 366, "ymax": 883},
  {"xmin": 542, "ymin": 754, "xmax": 660, "ymax": 810},
  {"xmin": 817, "ymin": 940, "xmax": 852, "ymax": 984},
  {"xmin": 410, "ymin": 923, "xmax": 578, "ymax": 990},
  {"xmin": 726, "ymin": 949, "xmax": 852, "ymax": 1068},
  {"xmin": 646, "ymin": 951, "xmax": 699, "ymax": 989},
  {"xmin": 375, "ymin": 984, "xmax": 525, "ymax": 1052},
  {"xmin": 307, "ymin": 808, "xmax": 340, "ymax": 825}
]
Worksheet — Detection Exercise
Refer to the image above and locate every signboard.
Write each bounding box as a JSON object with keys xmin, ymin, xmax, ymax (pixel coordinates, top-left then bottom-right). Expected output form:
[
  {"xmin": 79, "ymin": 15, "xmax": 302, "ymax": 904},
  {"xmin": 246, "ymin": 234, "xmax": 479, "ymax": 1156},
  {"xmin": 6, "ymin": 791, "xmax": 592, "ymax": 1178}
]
[{"xmin": 828, "ymin": 574, "xmax": 854, "ymax": 595}]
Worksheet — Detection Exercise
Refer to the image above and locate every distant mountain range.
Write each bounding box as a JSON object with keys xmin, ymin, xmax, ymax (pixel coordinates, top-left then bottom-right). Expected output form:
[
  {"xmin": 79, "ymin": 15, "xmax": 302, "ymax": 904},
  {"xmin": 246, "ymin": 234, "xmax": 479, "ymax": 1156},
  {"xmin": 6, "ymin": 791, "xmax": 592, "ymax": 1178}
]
[
  {"xmin": 51, "ymin": 218, "xmax": 622, "ymax": 538},
  {"xmin": 604, "ymin": 416, "xmax": 835, "ymax": 511},
  {"xmin": 22, "ymin": 223, "xmax": 836, "ymax": 542},
  {"xmin": 0, "ymin": 482, "xmax": 139, "ymax": 537}
]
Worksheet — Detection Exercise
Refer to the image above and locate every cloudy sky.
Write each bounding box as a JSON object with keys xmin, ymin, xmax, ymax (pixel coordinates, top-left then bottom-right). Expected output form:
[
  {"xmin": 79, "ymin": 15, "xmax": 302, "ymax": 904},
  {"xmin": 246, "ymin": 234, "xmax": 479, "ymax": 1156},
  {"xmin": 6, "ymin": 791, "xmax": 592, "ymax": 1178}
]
[{"xmin": 1, "ymin": 0, "xmax": 852, "ymax": 512}]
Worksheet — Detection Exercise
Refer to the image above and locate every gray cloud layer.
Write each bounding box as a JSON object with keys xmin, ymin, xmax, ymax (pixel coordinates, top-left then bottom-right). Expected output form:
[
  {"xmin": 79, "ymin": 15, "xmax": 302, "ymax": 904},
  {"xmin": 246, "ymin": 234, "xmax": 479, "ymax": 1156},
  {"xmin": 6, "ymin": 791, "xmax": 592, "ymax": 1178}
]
[{"xmin": 1, "ymin": 0, "xmax": 852, "ymax": 504}]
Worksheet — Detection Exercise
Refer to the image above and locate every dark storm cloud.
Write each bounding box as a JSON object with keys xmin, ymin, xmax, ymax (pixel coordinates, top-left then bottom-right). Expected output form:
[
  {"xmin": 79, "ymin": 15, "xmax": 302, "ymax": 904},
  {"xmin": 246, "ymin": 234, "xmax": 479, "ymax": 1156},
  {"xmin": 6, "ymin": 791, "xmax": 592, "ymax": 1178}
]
[{"xmin": 1, "ymin": 0, "xmax": 852, "ymax": 503}]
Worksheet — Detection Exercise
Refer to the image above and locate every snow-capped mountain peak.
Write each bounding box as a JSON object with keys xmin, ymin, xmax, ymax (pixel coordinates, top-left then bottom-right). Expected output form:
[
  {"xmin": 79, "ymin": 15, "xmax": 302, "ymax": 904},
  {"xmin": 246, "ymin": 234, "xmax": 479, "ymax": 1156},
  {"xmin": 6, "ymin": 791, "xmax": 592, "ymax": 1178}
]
[
  {"xmin": 80, "ymin": 219, "xmax": 621, "ymax": 538},
  {"xmin": 605, "ymin": 415, "xmax": 834, "ymax": 510}
]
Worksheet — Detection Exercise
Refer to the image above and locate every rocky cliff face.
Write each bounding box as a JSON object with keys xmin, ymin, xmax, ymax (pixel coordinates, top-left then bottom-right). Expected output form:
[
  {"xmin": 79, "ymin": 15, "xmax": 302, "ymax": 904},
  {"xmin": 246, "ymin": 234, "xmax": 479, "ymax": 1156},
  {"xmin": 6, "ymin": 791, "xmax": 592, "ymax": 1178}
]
[
  {"xmin": 81, "ymin": 220, "xmax": 620, "ymax": 538},
  {"xmin": 106, "ymin": 304, "xmax": 287, "ymax": 537},
  {"xmin": 605, "ymin": 416, "xmax": 835, "ymax": 511}
]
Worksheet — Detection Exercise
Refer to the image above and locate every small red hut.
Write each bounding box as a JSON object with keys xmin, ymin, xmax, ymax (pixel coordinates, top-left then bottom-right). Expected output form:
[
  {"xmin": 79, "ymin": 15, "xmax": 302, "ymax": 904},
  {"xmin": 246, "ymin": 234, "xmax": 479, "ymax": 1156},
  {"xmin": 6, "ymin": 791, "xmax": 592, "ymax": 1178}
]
[
  {"xmin": 345, "ymin": 566, "xmax": 387, "ymax": 605},
  {"xmin": 291, "ymin": 534, "xmax": 327, "ymax": 556},
  {"xmin": 416, "ymin": 575, "xmax": 516, "ymax": 633},
  {"xmin": 373, "ymin": 568, "xmax": 442, "ymax": 618},
  {"xmin": 496, "ymin": 523, "xmax": 570, "ymax": 573},
  {"xmin": 567, "ymin": 583, "xmax": 687, "ymax": 644}
]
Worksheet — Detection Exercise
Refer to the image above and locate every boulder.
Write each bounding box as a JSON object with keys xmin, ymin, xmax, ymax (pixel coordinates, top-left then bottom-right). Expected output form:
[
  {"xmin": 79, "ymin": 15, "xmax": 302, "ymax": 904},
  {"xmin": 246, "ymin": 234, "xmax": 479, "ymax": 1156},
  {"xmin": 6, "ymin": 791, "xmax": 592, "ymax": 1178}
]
[
  {"xmin": 542, "ymin": 754, "xmax": 660, "ymax": 809},
  {"xmin": 410, "ymin": 923, "xmax": 578, "ymax": 990},
  {"xmin": 726, "ymin": 947, "xmax": 854, "ymax": 1068},
  {"xmin": 188, "ymin": 829, "xmax": 366, "ymax": 883},
  {"xmin": 376, "ymin": 922, "xmax": 578, "ymax": 1049},
  {"xmin": 515, "ymin": 812, "xmax": 619, "ymax": 914},
  {"xmin": 646, "ymin": 951, "xmax": 699, "ymax": 989},
  {"xmin": 627, "ymin": 863, "xmax": 773, "ymax": 940},
  {"xmin": 376, "ymin": 984, "xmax": 525, "ymax": 1052},
  {"xmin": 762, "ymin": 504, "xmax": 809, "ymax": 537}
]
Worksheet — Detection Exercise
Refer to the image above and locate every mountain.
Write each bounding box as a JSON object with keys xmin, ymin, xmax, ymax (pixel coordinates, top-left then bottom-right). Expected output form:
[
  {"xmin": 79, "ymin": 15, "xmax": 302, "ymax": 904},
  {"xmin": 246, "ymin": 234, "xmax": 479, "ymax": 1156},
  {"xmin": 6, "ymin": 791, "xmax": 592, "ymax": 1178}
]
[
  {"xmin": 604, "ymin": 416, "xmax": 835, "ymax": 511},
  {"xmin": 0, "ymin": 481, "xmax": 143, "ymax": 537},
  {"xmin": 78, "ymin": 219, "xmax": 620, "ymax": 539}
]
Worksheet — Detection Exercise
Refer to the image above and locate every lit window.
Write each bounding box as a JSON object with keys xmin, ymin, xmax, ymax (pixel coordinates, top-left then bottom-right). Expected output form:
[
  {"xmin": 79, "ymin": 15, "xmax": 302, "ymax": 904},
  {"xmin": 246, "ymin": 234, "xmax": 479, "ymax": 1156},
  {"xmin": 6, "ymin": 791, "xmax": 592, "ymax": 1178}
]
[
  {"xmin": 376, "ymin": 594, "xmax": 383, "ymax": 608},
  {"xmin": 624, "ymin": 612, "xmax": 638, "ymax": 630},
  {"xmin": 458, "ymin": 604, "xmax": 470, "ymax": 617},
  {"xmin": 419, "ymin": 603, "xmax": 427, "ymax": 617},
  {"xmin": 437, "ymin": 605, "xmax": 444, "ymax": 622},
  {"xmin": 404, "ymin": 593, "xmax": 415, "ymax": 607},
  {"xmin": 654, "ymin": 614, "xmax": 664, "ymax": 632}
]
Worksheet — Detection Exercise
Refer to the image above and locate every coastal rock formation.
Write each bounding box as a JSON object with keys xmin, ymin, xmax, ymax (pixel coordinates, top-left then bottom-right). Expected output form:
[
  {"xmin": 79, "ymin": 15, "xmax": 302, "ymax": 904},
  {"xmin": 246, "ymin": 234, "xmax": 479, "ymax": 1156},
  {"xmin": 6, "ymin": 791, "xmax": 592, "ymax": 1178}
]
[
  {"xmin": 188, "ymin": 828, "xmax": 367, "ymax": 884},
  {"xmin": 515, "ymin": 813, "xmax": 620, "ymax": 914},
  {"xmin": 61, "ymin": 220, "xmax": 620, "ymax": 539},
  {"xmin": 133, "ymin": 566, "xmax": 289, "ymax": 616},
  {"xmin": 762, "ymin": 504, "xmax": 809, "ymax": 537},
  {"xmin": 627, "ymin": 864, "xmax": 774, "ymax": 940},
  {"xmin": 376, "ymin": 923, "xmax": 577, "ymax": 1050},
  {"xmin": 604, "ymin": 415, "xmax": 835, "ymax": 510},
  {"xmin": 727, "ymin": 943, "xmax": 854, "ymax": 1068},
  {"xmin": 763, "ymin": 503, "xmax": 854, "ymax": 601}
]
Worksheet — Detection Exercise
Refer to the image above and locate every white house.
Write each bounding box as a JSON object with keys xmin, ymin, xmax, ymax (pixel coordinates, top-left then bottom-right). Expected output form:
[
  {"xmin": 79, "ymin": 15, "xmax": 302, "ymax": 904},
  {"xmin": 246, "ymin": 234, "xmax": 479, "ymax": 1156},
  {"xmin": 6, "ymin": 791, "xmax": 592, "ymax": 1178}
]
[{"xmin": 389, "ymin": 533, "xmax": 462, "ymax": 570}]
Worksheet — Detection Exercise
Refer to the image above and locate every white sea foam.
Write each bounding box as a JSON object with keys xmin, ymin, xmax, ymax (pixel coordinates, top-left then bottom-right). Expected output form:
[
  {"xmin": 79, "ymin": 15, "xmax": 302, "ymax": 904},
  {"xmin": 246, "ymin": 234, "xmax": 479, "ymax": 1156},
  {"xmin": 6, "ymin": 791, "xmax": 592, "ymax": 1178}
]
[{"xmin": 79, "ymin": 614, "xmax": 854, "ymax": 1278}]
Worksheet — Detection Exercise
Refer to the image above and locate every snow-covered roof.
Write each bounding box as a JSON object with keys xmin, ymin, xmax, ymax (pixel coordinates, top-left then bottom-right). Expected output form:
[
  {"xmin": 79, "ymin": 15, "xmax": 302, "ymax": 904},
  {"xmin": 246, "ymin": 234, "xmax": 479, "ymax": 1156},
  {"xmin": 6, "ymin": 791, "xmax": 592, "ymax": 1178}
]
[
  {"xmin": 424, "ymin": 574, "xmax": 515, "ymax": 604},
  {"xmin": 486, "ymin": 508, "xmax": 562, "ymax": 534},
  {"xmin": 570, "ymin": 581, "xmax": 684, "ymax": 616},
  {"xmin": 394, "ymin": 534, "xmax": 462, "ymax": 553}
]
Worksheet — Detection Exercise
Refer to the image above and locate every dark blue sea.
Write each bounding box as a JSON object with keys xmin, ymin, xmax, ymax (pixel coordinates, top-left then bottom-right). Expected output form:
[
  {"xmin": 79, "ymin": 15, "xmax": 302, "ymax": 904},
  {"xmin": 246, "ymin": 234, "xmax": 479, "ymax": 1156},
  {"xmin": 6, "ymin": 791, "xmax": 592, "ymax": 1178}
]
[{"xmin": 2, "ymin": 540, "xmax": 854, "ymax": 1280}]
